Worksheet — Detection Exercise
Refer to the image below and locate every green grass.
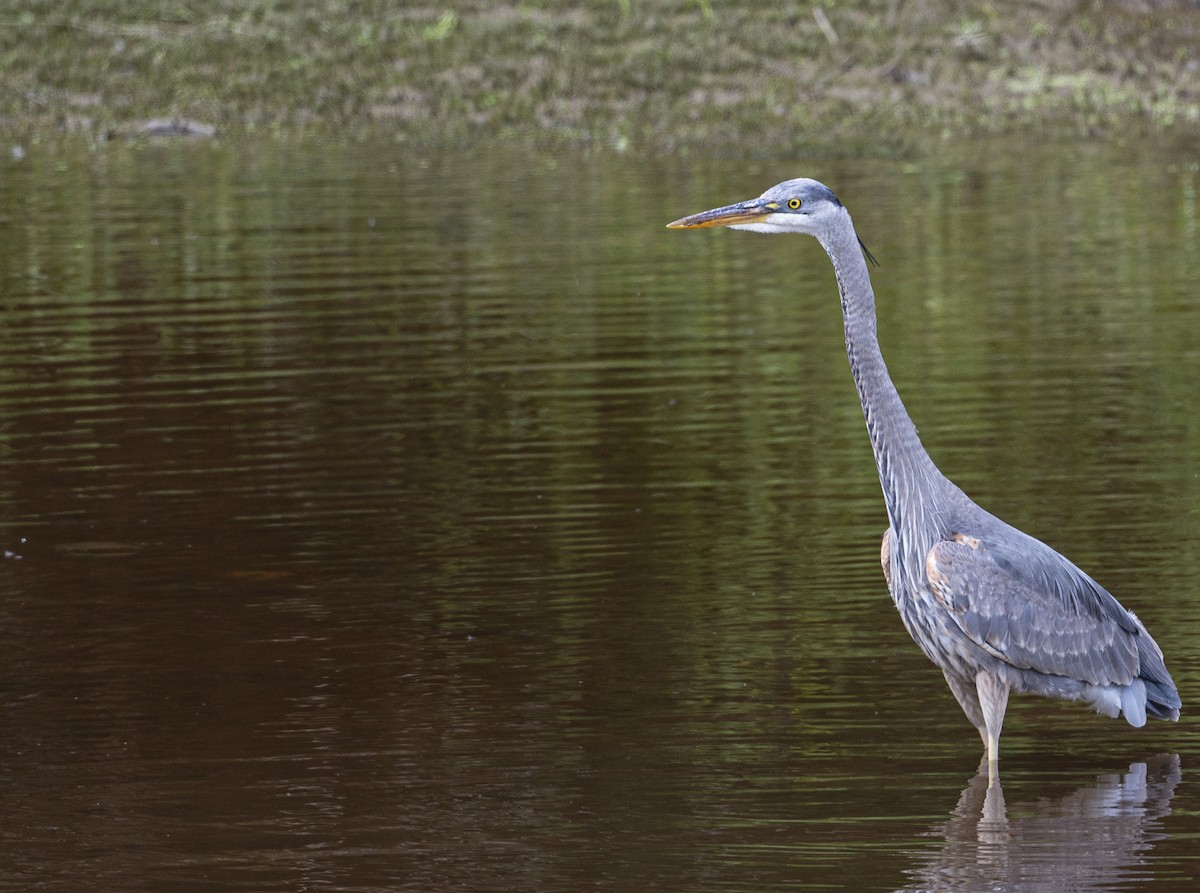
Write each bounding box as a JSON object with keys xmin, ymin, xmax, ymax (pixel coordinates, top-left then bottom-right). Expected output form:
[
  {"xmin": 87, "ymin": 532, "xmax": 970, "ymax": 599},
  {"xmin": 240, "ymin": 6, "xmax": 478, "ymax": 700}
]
[{"xmin": 2, "ymin": 1, "xmax": 1198, "ymax": 151}]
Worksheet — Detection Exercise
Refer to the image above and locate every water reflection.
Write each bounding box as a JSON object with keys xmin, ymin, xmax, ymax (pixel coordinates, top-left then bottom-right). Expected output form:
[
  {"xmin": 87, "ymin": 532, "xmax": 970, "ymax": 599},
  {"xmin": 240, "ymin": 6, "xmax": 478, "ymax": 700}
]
[{"xmin": 898, "ymin": 755, "xmax": 1181, "ymax": 892}]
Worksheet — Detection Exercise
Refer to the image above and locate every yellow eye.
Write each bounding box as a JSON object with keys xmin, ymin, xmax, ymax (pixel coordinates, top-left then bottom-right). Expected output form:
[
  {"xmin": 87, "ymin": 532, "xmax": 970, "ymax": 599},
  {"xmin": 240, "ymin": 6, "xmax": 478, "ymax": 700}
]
[{"xmin": 787, "ymin": 198, "xmax": 802, "ymax": 209}]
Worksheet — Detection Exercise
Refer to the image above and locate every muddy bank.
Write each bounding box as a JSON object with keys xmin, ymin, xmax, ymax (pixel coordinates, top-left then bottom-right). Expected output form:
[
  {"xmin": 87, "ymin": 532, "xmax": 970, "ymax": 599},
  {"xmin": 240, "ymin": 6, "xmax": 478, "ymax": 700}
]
[{"xmin": 6, "ymin": 1, "xmax": 1199, "ymax": 153}]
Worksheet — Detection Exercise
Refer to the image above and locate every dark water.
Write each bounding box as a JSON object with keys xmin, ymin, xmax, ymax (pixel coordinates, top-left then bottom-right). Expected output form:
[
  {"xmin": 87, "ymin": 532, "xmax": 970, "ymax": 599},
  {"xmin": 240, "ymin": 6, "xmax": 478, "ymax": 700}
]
[{"xmin": 0, "ymin": 138, "xmax": 1198, "ymax": 890}]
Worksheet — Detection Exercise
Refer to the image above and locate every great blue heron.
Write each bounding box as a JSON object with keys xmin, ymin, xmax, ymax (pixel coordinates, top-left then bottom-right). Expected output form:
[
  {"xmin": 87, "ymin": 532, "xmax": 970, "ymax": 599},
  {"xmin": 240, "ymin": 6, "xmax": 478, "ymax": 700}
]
[{"xmin": 668, "ymin": 178, "xmax": 1180, "ymax": 765}]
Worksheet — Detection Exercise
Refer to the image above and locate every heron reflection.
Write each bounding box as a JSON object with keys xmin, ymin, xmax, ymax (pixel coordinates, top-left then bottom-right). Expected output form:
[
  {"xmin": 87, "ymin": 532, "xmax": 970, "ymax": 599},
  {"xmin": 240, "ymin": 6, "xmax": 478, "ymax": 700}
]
[{"xmin": 895, "ymin": 754, "xmax": 1180, "ymax": 892}]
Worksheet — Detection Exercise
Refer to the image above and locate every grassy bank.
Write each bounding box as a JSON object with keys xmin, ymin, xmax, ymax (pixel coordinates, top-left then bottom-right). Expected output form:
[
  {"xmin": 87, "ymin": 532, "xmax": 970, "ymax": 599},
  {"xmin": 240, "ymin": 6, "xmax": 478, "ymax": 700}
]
[{"xmin": 4, "ymin": 1, "xmax": 1199, "ymax": 152}]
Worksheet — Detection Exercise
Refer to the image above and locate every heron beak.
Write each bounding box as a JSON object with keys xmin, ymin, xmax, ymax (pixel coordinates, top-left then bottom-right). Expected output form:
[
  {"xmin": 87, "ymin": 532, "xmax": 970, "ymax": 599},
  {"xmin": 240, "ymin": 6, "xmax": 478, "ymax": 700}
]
[{"xmin": 666, "ymin": 199, "xmax": 772, "ymax": 229}]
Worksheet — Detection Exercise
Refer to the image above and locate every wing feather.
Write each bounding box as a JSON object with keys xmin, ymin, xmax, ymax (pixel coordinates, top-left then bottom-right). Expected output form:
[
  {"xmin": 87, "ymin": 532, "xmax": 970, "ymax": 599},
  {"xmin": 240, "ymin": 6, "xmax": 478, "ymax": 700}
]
[{"xmin": 924, "ymin": 532, "xmax": 1141, "ymax": 685}]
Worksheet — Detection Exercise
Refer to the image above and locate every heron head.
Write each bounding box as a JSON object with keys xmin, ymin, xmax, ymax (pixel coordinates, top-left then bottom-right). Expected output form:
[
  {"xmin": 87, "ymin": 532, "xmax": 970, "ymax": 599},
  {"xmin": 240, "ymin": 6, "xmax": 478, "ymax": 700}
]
[
  {"xmin": 668, "ymin": 178, "xmax": 877, "ymax": 265},
  {"xmin": 667, "ymin": 178, "xmax": 845, "ymax": 236}
]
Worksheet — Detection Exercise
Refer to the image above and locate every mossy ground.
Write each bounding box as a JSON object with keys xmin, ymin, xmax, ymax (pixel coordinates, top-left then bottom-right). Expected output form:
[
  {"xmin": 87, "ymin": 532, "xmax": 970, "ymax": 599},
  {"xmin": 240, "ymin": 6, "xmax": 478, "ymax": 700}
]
[{"xmin": 3, "ymin": 1, "xmax": 1199, "ymax": 153}]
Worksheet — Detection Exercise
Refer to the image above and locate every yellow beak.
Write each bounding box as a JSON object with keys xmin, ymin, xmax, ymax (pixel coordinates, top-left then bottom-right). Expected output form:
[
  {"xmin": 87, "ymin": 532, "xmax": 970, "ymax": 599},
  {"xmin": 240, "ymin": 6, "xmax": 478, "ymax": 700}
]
[{"xmin": 666, "ymin": 199, "xmax": 773, "ymax": 229}]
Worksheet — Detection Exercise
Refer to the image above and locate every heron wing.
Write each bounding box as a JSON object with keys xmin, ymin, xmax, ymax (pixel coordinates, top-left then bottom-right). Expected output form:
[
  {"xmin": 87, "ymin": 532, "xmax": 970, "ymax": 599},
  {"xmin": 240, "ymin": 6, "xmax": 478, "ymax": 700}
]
[{"xmin": 924, "ymin": 532, "xmax": 1141, "ymax": 685}]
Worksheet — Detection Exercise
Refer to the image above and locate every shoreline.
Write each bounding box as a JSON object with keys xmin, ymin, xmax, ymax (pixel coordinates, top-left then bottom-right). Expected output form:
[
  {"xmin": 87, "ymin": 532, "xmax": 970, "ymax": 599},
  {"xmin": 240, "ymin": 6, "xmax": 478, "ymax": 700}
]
[{"xmin": 5, "ymin": 2, "xmax": 1199, "ymax": 154}]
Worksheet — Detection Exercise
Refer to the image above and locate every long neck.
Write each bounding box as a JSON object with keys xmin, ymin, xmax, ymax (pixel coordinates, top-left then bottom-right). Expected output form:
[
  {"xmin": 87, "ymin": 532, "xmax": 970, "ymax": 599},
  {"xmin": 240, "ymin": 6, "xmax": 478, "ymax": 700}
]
[{"xmin": 817, "ymin": 213, "xmax": 953, "ymax": 538}]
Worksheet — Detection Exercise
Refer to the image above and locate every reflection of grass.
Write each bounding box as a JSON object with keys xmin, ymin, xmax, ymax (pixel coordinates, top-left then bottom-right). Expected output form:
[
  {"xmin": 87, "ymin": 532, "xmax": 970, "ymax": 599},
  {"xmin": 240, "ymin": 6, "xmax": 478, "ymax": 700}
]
[{"xmin": 3, "ymin": 1, "xmax": 1198, "ymax": 148}]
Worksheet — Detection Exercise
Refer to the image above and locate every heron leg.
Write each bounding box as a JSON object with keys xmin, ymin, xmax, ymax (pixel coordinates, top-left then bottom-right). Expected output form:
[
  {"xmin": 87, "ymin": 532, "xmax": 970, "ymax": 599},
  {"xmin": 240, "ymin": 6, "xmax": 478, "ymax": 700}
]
[
  {"xmin": 943, "ymin": 670, "xmax": 986, "ymax": 734},
  {"xmin": 975, "ymin": 671, "xmax": 1010, "ymax": 767}
]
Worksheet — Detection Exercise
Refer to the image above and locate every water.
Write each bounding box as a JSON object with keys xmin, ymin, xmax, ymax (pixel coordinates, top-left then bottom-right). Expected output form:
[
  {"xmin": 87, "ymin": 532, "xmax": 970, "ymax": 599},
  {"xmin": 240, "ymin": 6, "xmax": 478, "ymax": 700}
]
[{"xmin": 0, "ymin": 138, "xmax": 1198, "ymax": 890}]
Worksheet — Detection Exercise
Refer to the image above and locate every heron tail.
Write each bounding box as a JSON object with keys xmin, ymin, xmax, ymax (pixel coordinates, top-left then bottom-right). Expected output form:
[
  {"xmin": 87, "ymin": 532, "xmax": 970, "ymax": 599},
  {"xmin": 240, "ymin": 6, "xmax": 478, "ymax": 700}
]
[{"xmin": 1137, "ymin": 633, "xmax": 1181, "ymax": 722}]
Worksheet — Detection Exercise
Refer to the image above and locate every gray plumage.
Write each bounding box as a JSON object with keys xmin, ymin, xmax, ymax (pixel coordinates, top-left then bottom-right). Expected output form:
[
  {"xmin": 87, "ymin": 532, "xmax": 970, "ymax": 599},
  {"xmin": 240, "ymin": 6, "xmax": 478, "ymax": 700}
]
[{"xmin": 668, "ymin": 179, "xmax": 1180, "ymax": 764}]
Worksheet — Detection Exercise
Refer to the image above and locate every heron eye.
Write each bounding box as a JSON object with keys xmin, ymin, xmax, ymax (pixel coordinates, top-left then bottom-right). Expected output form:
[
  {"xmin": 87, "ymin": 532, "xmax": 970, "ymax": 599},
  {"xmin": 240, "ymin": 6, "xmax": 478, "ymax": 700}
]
[{"xmin": 787, "ymin": 198, "xmax": 802, "ymax": 210}]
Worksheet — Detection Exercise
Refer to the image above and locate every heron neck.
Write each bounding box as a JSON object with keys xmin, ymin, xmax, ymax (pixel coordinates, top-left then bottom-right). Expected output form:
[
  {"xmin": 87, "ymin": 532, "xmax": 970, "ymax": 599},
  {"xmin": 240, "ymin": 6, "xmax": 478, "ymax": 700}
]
[{"xmin": 818, "ymin": 218, "xmax": 950, "ymax": 534}]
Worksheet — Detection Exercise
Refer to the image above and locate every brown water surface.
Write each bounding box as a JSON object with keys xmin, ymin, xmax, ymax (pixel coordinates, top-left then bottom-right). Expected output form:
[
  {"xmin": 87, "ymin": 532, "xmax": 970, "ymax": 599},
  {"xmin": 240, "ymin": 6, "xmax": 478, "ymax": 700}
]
[{"xmin": 0, "ymin": 139, "xmax": 1198, "ymax": 890}]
